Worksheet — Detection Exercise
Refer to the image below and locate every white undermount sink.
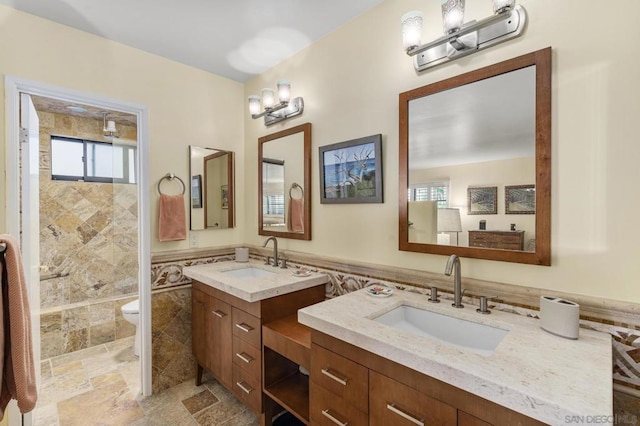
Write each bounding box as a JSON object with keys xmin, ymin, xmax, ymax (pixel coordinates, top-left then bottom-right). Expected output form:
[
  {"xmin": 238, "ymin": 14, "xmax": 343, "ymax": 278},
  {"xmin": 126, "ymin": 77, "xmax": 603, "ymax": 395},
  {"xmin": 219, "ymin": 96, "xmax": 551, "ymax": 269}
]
[
  {"xmin": 221, "ymin": 267, "xmax": 277, "ymax": 279},
  {"xmin": 373, "ymin": 305, "xmax": 508, "ymax": 356}
]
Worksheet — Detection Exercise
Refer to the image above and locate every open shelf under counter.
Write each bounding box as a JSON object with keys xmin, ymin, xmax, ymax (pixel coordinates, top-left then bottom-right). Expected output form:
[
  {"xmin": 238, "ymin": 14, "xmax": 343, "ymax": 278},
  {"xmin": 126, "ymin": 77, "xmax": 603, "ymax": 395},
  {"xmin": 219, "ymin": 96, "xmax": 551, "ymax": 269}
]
[{"xmin": 262, "ymin": 313, "xmax": 313, "ymax": 425}]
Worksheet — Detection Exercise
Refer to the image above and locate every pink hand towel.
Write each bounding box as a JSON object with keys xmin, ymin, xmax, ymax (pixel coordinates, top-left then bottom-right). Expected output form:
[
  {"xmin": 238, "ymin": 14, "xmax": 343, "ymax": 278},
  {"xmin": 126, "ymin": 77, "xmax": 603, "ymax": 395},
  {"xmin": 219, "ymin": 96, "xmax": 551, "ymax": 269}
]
[
  {"xmin": 0, "ymin": 234, "xmax": 37, "ymax": 416},
  {"xmin": 288, "ymin": 198, "xmax": 304, "ymax": 232},
  {"xmin": 158, "ymin": 194, "xmax": 187, "ymax": 241}
]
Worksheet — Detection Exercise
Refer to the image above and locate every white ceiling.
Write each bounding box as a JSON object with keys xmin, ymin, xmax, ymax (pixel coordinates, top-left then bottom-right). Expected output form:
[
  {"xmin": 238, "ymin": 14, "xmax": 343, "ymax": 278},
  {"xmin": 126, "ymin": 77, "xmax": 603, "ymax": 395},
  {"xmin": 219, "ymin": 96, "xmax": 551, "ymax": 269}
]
[
  {"xmin": 0, "ymin": 0, "xmax": 384, "ymax": 82},
  {"xmin": 408, "ymin": 65, "xmax": 536, "ymax": 170}
]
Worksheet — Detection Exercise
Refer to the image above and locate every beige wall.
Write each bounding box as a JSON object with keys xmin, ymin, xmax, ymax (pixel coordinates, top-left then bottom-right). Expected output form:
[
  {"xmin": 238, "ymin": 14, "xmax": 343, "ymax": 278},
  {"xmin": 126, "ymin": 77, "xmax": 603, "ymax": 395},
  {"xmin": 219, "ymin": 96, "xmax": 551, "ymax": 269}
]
[
  {"xmin": 244, "ymin": 0, "xmax": 640, "ymax": 303},
  {"xmin": 0, "ymin": 5, "xmax": 245, "ymax": 250}
]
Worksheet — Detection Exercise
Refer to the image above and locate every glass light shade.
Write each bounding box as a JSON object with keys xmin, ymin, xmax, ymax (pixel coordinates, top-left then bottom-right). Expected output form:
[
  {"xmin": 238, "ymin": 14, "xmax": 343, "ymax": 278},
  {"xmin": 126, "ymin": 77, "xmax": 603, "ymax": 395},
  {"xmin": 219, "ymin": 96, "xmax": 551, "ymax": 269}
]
[
  {"xmin": 277, "ymin": 80, "xmax": 291, "ymax": 103},
  {"xmin": 401, "ymin": 11, "xmax": 423, "ymax": 51},
  {"xmin": 105, "ymin": 120, "xmax": 117, "ymax": 132},
  {"xmin": 493, "ymin": 0, "xmax": 515, "ymax": 14},
  {"xmin": 262, "ymin": 88, "xmax": 276, "ymax": 109},
  {"xmin": 441, "ymin": 0, "xmax": 465, "ymax": 34},
  {"xmin": 248, "ymin": 95, "xmax": 261, "ymax": 115}
]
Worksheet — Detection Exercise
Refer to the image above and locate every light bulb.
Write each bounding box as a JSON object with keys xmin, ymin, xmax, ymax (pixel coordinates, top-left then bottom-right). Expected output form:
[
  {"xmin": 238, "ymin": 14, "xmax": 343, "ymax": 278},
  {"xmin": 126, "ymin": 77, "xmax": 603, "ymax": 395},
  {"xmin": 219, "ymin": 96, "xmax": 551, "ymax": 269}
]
[
  {"xmin": 248, "ymin": 95, "xmax": 261, "ymax": 116},
  {"xmin": 277, "ymin": 80, "xmax": 291, "ymax": 103},
  {"xmin": 401, "ymin": 11, "xmax": 423, "ymax": 51},
  {"xmin": 262, "ymin": 88, "xmax": 275, "ymax": 109},
  {"xmin": 441, "ymin": 0, "xmax": 465, "ymax": 34}
]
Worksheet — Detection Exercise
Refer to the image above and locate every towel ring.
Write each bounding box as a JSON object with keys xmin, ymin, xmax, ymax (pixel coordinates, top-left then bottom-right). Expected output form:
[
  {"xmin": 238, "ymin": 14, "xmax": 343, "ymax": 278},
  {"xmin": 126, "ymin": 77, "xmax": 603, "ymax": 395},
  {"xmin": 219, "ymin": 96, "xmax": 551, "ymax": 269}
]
[
  {"xmin": 157, "ymin": 173, "xmax": 186, "ymax": 195},
  {"xmin": 289, "ymin": 182, "xmax": 304, "ymax": 199}
]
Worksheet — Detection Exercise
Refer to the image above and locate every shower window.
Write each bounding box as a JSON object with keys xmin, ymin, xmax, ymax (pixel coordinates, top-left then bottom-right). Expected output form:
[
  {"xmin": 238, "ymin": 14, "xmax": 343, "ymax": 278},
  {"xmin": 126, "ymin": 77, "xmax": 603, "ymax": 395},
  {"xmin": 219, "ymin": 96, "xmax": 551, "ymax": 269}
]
[{"xmin": 51, "ymin": 136, "xmax": 136, "ymax": 183}]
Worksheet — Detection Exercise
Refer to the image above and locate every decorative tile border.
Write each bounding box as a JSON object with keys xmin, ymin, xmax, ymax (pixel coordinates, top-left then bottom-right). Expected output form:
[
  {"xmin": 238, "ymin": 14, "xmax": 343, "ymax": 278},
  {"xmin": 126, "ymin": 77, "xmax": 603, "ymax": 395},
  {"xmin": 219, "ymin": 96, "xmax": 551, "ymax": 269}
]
[{"xmin": 150, "ymin": 247, "xmax": 640, "ymax": 395}]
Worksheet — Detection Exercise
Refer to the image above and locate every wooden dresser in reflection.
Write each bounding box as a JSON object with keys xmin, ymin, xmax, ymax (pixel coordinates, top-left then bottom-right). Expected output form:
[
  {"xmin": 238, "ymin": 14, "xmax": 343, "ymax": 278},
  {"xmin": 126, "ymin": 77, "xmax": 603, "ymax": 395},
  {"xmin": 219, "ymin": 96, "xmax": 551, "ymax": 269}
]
[{"xmin": 468, "ymin": 230, "xmax": 524, "ymax": 251}]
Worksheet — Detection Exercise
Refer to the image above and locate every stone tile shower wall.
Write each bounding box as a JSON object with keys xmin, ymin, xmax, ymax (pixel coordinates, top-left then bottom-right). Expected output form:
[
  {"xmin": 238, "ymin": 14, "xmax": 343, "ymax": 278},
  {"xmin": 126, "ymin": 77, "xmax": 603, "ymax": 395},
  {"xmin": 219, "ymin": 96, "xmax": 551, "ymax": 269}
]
[{"xmin": 37, "ymin": 110, "xmax": 138, "ymax": 359}]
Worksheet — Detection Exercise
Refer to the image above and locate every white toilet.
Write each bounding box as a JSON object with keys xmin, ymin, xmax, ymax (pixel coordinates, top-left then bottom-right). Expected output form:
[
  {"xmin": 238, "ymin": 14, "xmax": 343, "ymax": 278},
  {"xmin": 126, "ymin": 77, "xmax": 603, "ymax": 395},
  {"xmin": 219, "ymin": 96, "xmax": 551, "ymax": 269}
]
[{"xmin": 121, "ymin": 299, "xmax": 140, "ymax": 356}]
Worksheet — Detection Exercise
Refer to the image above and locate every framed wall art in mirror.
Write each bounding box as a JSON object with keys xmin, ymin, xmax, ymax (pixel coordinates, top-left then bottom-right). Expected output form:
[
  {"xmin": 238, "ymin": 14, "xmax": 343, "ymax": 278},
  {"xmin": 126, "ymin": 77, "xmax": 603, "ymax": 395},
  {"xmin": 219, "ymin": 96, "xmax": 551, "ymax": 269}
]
[
  {"xmin": 399, "ymin": 47, "xmax": 551, "ymax": 265},
  {"xmin": 189, "ymin": 146, "xmax": 235, "ymax": 230},
  {"xmin": 319, "ymin": 134, "xmax": 383, "ymax": 204},
  {"xmin": 505, "ymin": 184, "xmax": 535, "ymax": 214},
  {"xmin": 467, "ymin": 186, "xmax": 497, "ymax": 215},
  {"xmin": 258, "ymin": 123, "xmax": 312, "ymax": 241}
]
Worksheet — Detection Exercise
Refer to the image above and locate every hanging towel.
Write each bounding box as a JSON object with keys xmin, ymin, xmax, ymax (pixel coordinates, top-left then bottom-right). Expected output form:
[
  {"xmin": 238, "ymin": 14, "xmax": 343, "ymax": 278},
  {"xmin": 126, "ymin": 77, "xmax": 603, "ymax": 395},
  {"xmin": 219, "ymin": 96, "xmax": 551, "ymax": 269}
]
[
  {"xmin": 158, "ymin": 194, "xmax": 187, "ymax": 241},
  {"xmin": 287, "ymin": 198, "xmax": 304, "ymax": 232},
  {"xmin": 0, "ymin": 234, "xmax": 37, "ymax": 416}
]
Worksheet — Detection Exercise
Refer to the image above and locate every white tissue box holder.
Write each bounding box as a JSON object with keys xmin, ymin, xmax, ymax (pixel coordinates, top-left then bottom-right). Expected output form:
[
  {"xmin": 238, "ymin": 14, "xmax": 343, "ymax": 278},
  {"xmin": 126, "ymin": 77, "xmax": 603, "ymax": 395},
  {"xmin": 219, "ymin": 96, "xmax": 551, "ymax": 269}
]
[
  {"xmin": 540, "ymin": 296, "xmax": 580, "ymax": 339},
  {"xmin": 235, "ymin": 247, "xmax": 249, "ymax": 263}
]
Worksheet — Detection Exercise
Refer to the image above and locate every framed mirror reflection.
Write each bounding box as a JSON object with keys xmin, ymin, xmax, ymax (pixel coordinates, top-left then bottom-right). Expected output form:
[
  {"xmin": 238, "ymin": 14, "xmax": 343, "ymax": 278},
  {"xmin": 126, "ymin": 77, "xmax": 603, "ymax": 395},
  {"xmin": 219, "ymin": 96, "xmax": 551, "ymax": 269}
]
[
  {"xmin": 258, "ymin": 123, "xmax": 312, "ymax": 241},
  {"xmin": 189, "ymin": 146, "xmax": 234, "ymax": 230},
  {"xmin": 399, "ymin": 48, "xmax": 551, "ymax": 265}
]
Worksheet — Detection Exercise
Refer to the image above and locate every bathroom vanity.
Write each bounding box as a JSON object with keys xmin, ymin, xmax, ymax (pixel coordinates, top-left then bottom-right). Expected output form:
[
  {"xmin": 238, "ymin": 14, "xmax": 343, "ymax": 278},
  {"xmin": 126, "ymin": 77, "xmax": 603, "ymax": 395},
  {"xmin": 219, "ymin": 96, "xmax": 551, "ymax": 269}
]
[
  {"xmin": 184, "ymin": 261, "xmax": 327, "ymax": 416},
  {"xmin": 299, "ymin": 288, "xmax": 612, "ymax": 425}
]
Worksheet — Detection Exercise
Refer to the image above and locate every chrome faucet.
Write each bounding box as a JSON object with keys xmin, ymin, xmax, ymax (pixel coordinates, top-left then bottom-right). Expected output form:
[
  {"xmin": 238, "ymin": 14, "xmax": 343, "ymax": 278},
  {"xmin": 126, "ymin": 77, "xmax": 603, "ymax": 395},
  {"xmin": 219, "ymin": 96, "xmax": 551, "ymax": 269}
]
[
  {"xmin": 445, "ymin": 254, "xmax": 464, "ymax": 308},
  {"xmin": 262, "ymin": 237, "xmax": 278, "ymax": 267}
]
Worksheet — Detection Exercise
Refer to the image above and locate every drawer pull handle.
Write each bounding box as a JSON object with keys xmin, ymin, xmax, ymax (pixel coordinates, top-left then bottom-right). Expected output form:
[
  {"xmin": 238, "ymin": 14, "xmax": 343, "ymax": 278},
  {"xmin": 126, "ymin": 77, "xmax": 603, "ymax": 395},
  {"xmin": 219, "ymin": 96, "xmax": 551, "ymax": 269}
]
[
  {"xmin": 235, "ymin": 323, "xmax": 254, "ymax": 333},
  {"xmin": 321, "ymin": 368, "xmax": 348, "ymax": 386},
  {"xmin": 386, "ymin": 404, "xmax": 424, "ymax": 426},
  {"xmin": 236, "ymin": 381, "xmax": 253, "ymax": 394},
  {"xmin": 235, "ymin": 352, "xmax": 253, "ymax": 364},
  {"xmin": 321, "ymin": 409, "xmax": 349, "ymax": 426},
  {"xmin": 212, "ymin": 310, "xmax": 226, "ymax": 318}
]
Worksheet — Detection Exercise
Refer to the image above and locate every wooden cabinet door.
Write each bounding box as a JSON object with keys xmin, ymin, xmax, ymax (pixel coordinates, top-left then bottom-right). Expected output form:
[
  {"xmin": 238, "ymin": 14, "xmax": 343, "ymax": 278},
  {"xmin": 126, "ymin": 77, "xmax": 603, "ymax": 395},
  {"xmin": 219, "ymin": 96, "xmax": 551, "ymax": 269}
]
[
  {"xmin": 459, "ymin": 411, "xmax": 493, "ymax": 426},
  {"xmin": 369, "ymin": 371, "xmax": 456, "ymax": 426},
  {"xmin": 191, "ymin": 288, "xmax": 209, "ymax": 370},
  {"xmin": 208, "ymin": 296, "xmax": 232, "ymax": 388}
]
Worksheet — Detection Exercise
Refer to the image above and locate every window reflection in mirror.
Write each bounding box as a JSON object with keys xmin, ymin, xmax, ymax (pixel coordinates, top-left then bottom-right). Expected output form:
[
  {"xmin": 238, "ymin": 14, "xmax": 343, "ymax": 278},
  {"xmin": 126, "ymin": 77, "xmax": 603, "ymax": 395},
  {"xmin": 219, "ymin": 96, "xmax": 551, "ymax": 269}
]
[
  {"xmin": 399, "ymin": 48, "xmax": 551, "ymax": 266},
  {"xmin": 189, "ymin": 146, "xmax": 234, "ymax": 231},
  {"xmin": 258, "ymin": 123, "xmax": 312, "ymax": 241},
  {"xmin": 262, "ymin": 159, "xmax": 285, "ymax": 228}
]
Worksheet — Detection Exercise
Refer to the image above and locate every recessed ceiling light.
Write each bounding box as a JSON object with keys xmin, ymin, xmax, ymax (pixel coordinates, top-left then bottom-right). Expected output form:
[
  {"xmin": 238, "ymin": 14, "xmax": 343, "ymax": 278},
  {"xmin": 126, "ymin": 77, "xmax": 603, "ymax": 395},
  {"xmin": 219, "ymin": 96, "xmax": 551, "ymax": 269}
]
[{"xmin": 66, "ymin": 105, "xmax": 87, "ymax": 113}]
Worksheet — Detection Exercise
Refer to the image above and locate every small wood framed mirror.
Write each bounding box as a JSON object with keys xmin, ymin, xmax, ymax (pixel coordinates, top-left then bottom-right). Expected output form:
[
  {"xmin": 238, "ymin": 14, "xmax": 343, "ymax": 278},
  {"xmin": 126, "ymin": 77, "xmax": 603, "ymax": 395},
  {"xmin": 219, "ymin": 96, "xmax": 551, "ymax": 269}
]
[{"xmin": 258, "ymin": 123, "xmax": 312, "ymax": 241}]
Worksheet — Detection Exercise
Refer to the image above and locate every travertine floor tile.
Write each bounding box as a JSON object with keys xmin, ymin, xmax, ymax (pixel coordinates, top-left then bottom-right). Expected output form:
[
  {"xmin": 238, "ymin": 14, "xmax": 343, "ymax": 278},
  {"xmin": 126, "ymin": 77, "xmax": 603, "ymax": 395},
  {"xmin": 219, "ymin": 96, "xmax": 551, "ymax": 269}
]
[
  {"xmin": 57, "ymin": 379, "xmax": 143, "ymax": 425},
  {"xmin": 181, "ymin": 389, "xmax": 219, "ymax": 414}
]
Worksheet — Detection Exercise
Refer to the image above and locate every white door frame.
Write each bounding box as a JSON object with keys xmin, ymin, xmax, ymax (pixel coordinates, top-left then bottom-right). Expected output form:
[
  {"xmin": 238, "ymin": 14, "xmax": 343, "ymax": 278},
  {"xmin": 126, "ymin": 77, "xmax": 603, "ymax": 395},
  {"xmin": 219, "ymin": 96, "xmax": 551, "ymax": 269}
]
[{"xmin": 4, "ymin": 76, "xmax": 152, "ymax": 398}]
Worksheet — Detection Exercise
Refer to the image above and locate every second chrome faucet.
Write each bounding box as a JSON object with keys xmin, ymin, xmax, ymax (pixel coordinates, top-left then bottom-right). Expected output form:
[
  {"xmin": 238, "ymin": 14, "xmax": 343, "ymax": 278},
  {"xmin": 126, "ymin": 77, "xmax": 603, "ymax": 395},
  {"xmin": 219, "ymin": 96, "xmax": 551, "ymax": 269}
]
[
  {"xmin": 444, "ymin": 254, "xmax": 464, "ymax": 308},
  {"xmin": 262, "ymin": 236, "xmax": 287, "ymax": 268}
]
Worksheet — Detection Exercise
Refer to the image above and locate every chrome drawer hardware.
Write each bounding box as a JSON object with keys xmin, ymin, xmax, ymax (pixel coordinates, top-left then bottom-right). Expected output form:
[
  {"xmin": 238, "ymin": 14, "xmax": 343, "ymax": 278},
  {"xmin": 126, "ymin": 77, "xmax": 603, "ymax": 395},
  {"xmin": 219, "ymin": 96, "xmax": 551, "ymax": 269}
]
[
  {"xmin": 321, "ymin": 368, "xmax": 348, "ymax": 386},
  {"xmin": 321, "ymin": 409, "xmax": 348, "ymax": 426},
  {"xmin": 235, "ymin": 352, "xmax": 253, "ymax": 364},
  {"xmin": 386, "ymin": 404, "xmax": 424, "ymax": 426},
  {"xmin": 212, "ymin": 310, "xmax": 226, "ymax": 318},
  {"xmin": 235, "ymin": 323, "xmax": 253, "ymax": 333},
  {"xmin": 236, "ymin": 381, "xmax": 253, "ymax": 394}
]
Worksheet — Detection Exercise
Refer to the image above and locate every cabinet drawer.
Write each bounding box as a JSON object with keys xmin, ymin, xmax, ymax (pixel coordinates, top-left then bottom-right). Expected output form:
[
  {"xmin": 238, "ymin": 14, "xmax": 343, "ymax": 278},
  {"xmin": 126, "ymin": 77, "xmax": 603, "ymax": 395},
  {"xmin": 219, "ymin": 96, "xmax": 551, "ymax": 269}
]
[
  {"xmin": 369, "ymin": 371, "xmax": 456, "ymax": 426},
  {"xmin": 311, "ymin": 344, "xmax": 368, "ymax": 413},
  {"xmin": 232, "ymin": 336, "xmax": 261, "ymax": 381},
  {"xmin": 459, "ymin": 411, "xmax": 493, "ymax": 426},
  {"xmin": 310, "ymin": 380, "xmax": 368, "ymax": 426},
  {"xmin": 232, "ymin": 307, "xmax": 261, "ymax": 347},
  {"xmin": 232, "ymin": 363, "xmax": 261, "ymax": 413}
]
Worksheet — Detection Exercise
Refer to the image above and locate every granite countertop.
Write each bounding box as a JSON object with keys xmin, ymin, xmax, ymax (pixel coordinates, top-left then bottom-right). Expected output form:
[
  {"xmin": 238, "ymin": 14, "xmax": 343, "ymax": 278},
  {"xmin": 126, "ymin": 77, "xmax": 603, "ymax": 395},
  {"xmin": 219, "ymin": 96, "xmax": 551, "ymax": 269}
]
[
  {"xmin": 183, "ymin": 260, "xmax": 328, "ymax": 302},
  {"xmin": 298, "ymin": 288, "xmax": 612, "ymax": 425}
]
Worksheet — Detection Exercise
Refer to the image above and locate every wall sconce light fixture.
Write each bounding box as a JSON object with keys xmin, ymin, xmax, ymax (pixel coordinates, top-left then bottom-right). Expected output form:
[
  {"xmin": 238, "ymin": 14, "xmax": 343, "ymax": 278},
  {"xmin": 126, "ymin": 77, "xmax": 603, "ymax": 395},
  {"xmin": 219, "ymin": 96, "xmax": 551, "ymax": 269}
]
[
  {"xmin": 402, "ymin": 0, "xmax": 526, "ymax": 72},
  {"xmin": 248, "ymin": 79, "xmax": 304, "ymax": 126},
  {"xmin": 101, "ymin": 112, "xmax": 119, "ymax": 139}
]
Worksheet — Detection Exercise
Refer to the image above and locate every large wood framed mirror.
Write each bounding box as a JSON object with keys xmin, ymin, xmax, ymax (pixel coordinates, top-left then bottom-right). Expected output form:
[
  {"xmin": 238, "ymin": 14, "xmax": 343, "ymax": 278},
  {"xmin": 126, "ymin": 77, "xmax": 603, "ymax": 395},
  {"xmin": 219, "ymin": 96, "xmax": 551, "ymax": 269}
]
[
  {"xmin": 399, "ymin": 48, "xmax": 551, "ymax": 265},
  {"xmin": 189, "ymin": 146, "xmax": 234, "ymax": 230},
  {"xmin": 259, "ymin": 123, "xmax": 312, "ymax": 240}
]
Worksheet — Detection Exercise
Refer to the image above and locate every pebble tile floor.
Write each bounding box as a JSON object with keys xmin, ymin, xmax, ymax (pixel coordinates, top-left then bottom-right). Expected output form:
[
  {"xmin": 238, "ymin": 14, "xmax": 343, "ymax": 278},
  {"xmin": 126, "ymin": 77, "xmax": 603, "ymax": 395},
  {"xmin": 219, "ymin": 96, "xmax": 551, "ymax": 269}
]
[{"xmin": 33, "ymin": 337, "xmax": 260, "ymax": 425}]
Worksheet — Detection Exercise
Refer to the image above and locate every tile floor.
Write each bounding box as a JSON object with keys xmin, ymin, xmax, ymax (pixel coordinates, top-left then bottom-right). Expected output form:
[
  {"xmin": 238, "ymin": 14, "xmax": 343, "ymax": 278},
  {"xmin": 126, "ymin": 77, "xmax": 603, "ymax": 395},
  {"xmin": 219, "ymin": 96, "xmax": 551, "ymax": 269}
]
[{"xmin": 34, "ymin": 336, "xmax": 260, "ymax": 425}]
